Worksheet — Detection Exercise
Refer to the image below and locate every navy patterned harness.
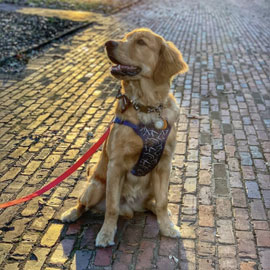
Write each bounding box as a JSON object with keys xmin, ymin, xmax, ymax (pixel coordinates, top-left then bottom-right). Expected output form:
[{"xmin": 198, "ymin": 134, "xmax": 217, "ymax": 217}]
[{"xmin": 114, "ymin": 117, "xmax": 171, "ymax": 176}]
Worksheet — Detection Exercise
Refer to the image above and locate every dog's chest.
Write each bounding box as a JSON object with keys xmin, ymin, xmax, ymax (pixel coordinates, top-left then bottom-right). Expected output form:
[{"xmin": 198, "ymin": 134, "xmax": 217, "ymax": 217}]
[{"xmin": 121, "ymin": 173, "xmax": 151, "ymax": 210}]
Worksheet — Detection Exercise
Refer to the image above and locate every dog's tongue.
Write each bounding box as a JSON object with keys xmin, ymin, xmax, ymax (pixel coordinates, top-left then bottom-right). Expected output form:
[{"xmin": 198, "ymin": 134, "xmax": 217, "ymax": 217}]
[{"xmin": 111, "ymin": 65, "xmax": 141, "ymax": 76}]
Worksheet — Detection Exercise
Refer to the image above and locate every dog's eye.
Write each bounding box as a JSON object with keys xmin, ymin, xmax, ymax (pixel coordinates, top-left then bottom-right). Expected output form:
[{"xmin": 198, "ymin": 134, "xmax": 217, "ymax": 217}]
[{"xmin": 137, "ymin": 39, "xmax": 147, "ymax": 46}]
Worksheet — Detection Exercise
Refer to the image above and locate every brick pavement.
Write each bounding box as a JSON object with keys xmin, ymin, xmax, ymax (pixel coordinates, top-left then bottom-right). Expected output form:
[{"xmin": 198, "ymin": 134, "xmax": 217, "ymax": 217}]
[{"xmin": 0, "ymin": 0, "xmax": 270, "ymax": 269}]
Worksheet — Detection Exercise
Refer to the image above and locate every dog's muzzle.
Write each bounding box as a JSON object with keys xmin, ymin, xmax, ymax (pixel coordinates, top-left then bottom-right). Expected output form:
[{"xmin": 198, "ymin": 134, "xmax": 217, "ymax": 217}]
[{"xmin": 105, "ymin": 40, "xmax": 141, "ymax": 77}]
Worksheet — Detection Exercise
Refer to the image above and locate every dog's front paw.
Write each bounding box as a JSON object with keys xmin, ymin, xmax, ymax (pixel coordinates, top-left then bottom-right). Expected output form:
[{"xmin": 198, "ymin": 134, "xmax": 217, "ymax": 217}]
[
  {"xmin": 61, "ymin": 207, "xmax": 79, "ymax": 223},
  {"xmin": 160, "ymin": 223, "xmax": 181, "ymax": 238},
  {"xmin": 95, "ymin": 226, "xmax": 116, "ymax": 247}
]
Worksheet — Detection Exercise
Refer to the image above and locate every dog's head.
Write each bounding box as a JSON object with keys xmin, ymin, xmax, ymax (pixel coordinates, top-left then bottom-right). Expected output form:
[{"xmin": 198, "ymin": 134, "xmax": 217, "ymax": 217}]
[{"xmin": 105, "ymin": 28, "xmax": 188, "ymax": 84}]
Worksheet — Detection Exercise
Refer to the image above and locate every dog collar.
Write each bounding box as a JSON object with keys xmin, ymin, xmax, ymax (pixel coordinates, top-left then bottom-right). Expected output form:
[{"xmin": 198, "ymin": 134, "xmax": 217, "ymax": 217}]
[{"xmin": 116, "ymin": 90, "xmax": 163, "ymax": 114}]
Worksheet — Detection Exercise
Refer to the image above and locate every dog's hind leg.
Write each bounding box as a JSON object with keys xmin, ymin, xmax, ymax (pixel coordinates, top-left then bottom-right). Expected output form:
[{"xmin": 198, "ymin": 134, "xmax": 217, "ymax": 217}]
[
  {"xmin": 145, "ymin": 198, "xmax": 157, "ymax": 215},
  {"xmin": 61, "ymin": 202, "xmax": 86, "ymax": 223},
  {"xmin": 61, "ymin": 178, "xmax": 105, "ymax": 222},
  {"xmin": 145, "ymin": 199, "xmax": 172, "ymax": 217},
  {"xmin": 145, "ymin": 198, "xmax": 172, "ymax": 217},
  {"xmin": 61, "ymin": 139, "xmax": 109, "ymax": 223}
]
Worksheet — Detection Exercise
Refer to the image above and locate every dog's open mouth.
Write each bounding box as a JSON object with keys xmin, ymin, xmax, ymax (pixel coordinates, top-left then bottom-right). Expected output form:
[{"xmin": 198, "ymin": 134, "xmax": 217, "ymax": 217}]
[
  {"xmin": 108, "ymin": 55, "xmax": 141, "ymax": 76},
  {"xmin": 111, "ymin": 64, "xmax": 141, "ymax": 76}
]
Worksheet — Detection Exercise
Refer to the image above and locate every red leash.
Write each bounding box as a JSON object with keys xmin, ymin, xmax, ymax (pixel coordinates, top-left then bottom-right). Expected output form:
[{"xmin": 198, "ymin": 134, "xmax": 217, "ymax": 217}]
[{"xmin": 0, "ymin": 126, "xmax": 111, "ymax": 209}]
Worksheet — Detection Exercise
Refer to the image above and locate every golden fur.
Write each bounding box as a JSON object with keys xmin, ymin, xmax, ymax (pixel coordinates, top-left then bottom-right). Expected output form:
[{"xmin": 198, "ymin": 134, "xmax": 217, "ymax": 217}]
[{"xmin": 61, "ymin": 28, "xmax": 188, "ymax": 247}]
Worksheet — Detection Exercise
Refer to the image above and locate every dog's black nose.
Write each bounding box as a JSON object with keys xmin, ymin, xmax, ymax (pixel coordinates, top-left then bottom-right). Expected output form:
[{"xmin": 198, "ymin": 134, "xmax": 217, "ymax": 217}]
[{"xmin": 105, "ymin": 40, "xmax": 118, "ymax": 48}]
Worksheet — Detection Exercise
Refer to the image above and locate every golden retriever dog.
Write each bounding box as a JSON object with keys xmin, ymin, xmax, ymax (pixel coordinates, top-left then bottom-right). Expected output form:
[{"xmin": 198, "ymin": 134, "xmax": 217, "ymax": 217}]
[{"xmin": 61, "ymin": 28, "xmax": 188, "ymax": 247}]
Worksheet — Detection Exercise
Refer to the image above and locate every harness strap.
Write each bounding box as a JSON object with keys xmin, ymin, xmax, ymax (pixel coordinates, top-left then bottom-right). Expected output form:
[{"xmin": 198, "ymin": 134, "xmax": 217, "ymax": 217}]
[
  {"xmin": 114, "ymin": 117, "xmax": 139, "ymax": 135},
  {"xmin": 113, "ymin": 116, "xmax": 171, "ymax": 177}
]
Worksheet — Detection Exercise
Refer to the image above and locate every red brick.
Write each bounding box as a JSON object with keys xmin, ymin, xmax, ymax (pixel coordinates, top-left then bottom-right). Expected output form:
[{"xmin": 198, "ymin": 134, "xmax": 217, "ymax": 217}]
[
  {"xmin": 240, "ymin": 261, "xmax": 257, "ymax": 270},
  {"xmin": 199, "ymin": 170, "xmax": 211, "ymax": 185},
  {"xmin": 257, "ymin": 131, "xmax": 268, "ymax": 140},
  {"xmin": 232, "ymin": 188, "xmax": 247, "ymax": 207},
  {"xmin": 175, "ymin": 143, "xmax": 186, "ymax": 154},
  {"xmin": 228, "ymin": 158, "xmax": 240, "ymax": 171},
  {"xmin": 217, "ymin": 220, "xmax": 235, "ymax": 244},
  {"xmin": 257, "ymin": 174, "xmax": 270, "ymax": 189},
  {"xmin": 235, "ymin": 130, "xmax": 246, "ymax": 140},
  {"xmin": 216, "ymin": 197, "xmax": 232, "ymax": 217},
  {"xmin": 252, "ymin": 221, "xmax": 269, "ymax": 230},
  {"xmin": 198, "ymin": 241, "xmax": 215, "ymax": 256},
  {"xmin": 214, "ymin": 150, "xmax": 225, "ymax": 161},
  {"xmin": 225, "ymin": 145, "xmax": 236, "ymax": 158},
  {"xmin": 262, "ymin": 190, "xmax": 270, "ymax": 208},
  {"xmin": 66, "ymin": 223, "xmax": 81, "ymax": 235},
  {"xmin": 168, "ymin": 184, "xmax": 182, "ymax": 203},
  {"xmin": 236, "ymin": 231, "xmax": 257, "ymax": 259},
  {"xmin": 198, "ymin": 258, "xmax": 215, "ymax": 270},
  {"xmin": 94, "ymin": 247, "xmax": 112, "ymax": 266},
  {"xmin": 112, "ymin": 252, "xmax": 133, "ymax": 270},
  {"xmin": 156, "ymin": 256, "xmax": 176, "ymax": 270},
  {"xmin": 229, "ymin": 172, "xmax": 242, "ymax": 188},
  {"xmin": 241, "ymin": 166, "xmax": 255, "ymax": 180},
  {"xmin": 199, "ymin": 205, "xmax": 214, "ymax": 227},
  {"xmin": 234, "ymin": 208, "xmax": 250, "ymax": 230},
  {"xmin": 136, "ymin": 240, "xmax": 156, "ymax": 270},
  {"xmin": 184, "ymin": 178, "xmax": 196, "ymax": 193},
  {"xmin": 218, "ymin": 245, "xmax": 236, "ymax": 258},
  {"xmin": 255, "ymin": 230, "xmax": 270, "ymax": 247},
  {"xmin": 197, "ymin": 227, "xmax": 215, "ymax": 242},
  {"xmin": 219, "ymin": 258, "xmax": 238, "ymax": 270},
  {"xmin": 119, "ymin": 225, "xmax": 142, "ymax": 253},
  {"xmin": 80, "ymin": 225, "xmax": 100, "ymax": 249},
  {"xmin": 200, "ymin": 156, "xmax": 211, "ymax": 170},
  {"xmin": 250, "ymin": 199, "xmax": 267, "ymax": 220},
  {"xmin": 159, "ymin": 236, "xmax": 178, "ymax": 257},
  {"xmin": 199, "ymin": 186, "xmax": 211, "ymax": 205},
  {"xmin": 247, "ymin": 135, "xmax": 259, "ymax": 145},
  {"xmin": 258, "ymin": 248, "xmax": 270, "ymax": 270},
  {"xmin": 224, "ymin": 134, "xmax": 235, "ymax": 146},
  {"xmin": 254, "ymin": 159, "xmax": 267, "ymax": 170}
]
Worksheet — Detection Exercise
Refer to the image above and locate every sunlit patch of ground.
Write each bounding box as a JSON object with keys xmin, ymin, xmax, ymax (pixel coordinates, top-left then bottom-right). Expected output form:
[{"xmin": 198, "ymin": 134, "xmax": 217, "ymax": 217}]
[{"xmin": 0, "ymin": 0, "xmax": 136, "ymax": 13}]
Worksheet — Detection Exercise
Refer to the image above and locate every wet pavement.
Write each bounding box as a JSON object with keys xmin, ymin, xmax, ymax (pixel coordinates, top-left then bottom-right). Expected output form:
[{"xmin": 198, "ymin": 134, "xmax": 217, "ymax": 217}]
[{"xmin": 0, "ymin": 0, "xmax": 270, "ymax": 269}]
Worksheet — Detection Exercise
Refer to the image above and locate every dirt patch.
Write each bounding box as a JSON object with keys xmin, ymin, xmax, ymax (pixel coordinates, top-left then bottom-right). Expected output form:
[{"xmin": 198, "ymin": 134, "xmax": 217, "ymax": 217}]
[{"xmin": 0, "ymin": 10, "xmax": 85, "ymax": 73}]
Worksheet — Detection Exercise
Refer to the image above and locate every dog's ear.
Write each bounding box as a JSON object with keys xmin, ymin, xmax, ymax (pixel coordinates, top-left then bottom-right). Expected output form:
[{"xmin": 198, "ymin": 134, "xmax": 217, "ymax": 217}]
[{"xmin": 153, "ymin": 41, "xmax": 188, "ymax": 85}]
